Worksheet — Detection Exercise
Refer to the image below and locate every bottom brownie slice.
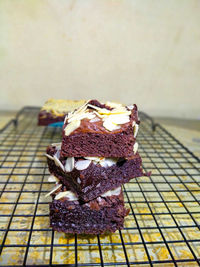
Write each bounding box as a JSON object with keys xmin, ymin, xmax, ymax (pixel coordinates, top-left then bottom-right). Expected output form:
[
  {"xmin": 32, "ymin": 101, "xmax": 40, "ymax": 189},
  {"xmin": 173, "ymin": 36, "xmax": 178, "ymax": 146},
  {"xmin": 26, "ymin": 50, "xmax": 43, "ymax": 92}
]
[{"xmin": 49, "ymin": 186, "xmax": 129, "ymax": 234}]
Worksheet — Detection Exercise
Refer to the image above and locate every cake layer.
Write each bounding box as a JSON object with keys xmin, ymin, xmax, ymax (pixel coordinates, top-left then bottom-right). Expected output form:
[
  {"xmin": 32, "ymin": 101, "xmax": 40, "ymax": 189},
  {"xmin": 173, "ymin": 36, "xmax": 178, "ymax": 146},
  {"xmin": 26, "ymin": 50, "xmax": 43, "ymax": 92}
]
[
  {"xmin": 46, "ymin": 144, "xmax": 145, "ymax": 202},
  {"xmin": 38, "ymin": 99, "xmax": 86, "ymax": 126},
  {"xmin": 49, "ymin": 185, "xmax": 129, "ymax": 234},
  {"xmin": 61, "ymin": 100, "xmax": 139, "ymax": 157}
]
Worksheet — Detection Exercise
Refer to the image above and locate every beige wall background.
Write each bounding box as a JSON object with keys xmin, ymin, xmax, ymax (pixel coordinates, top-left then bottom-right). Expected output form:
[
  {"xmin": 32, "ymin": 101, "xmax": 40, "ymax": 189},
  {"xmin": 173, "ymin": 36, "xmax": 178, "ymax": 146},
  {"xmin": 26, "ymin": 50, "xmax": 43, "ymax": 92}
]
[{"xmin": 0, "ymin": 0, "xmax": 199, "ymax": 118}]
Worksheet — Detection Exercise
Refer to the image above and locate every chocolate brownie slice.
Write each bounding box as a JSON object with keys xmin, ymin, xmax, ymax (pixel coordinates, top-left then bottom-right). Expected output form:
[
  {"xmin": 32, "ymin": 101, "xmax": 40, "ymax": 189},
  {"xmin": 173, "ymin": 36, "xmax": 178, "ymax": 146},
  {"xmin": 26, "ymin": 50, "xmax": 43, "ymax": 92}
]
[
  {"xmin": 45, "ymin": 143, "xmax": 145, "ymax": 202},
  {"xmin": 60, "ymin": 100, "xmax": 140, "ymax": 158},
  {"xmin": 38, "ymin": 99, "xmax": 85, "ymax": 126},
  {"xmin": 49, "ymin": 185, "xmax": 129, "ymax": 234}
]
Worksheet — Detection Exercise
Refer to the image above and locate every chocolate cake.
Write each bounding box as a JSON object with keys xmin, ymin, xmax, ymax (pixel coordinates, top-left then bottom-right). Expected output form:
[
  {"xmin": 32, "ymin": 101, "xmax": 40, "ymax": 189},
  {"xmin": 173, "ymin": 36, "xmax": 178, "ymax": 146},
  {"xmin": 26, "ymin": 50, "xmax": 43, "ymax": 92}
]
[
  {"xmin": 38, "ymin": 99, "xmax": 86, "ymax": 126},
  {"xmin": 46, "ymin": 144, "xmax": 145, "ymax": 202},
  {"xmin": 49, "ymin": 185, "xmax": 129, "ymax": 234},
  {"xmin": 60, "ymin": 100, "xmax": 140, "ymax": 158}
]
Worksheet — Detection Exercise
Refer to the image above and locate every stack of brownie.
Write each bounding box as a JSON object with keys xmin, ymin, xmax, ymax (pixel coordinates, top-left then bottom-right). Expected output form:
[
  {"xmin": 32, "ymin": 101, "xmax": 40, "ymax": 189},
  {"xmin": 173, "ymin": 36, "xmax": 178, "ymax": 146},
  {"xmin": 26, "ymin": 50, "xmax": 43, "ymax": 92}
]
[{"xmin": 45, "ymin": 100, "xmax": 147, "ymax": 234}]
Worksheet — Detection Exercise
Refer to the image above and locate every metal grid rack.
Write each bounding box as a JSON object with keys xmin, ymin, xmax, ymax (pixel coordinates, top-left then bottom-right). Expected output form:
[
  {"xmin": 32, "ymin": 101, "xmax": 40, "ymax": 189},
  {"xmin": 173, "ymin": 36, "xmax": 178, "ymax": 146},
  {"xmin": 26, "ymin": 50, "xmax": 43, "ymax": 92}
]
[{"xmin": 0, "ymin": 107, "xmax": 200, "ymax": 266}]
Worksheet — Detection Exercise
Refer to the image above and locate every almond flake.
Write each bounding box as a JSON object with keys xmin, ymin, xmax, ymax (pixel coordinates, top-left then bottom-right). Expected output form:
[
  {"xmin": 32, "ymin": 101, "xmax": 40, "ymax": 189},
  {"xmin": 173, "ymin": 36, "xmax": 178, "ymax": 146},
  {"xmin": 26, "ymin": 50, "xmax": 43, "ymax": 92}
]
[
  {"xmin": 90, "ymin": 117, "xmax": 100, "ymax": 123},
  {"xmin": 55, "ymin": 191, "xmax": 78, "ymax": 201},
  {"xmin": 65, "ymin": 157, "xmax": 74, "ymax": 172},
  {"xmin": 101, "ymin": 187, "xmax": 121, "ymax": 197},
  {"xmin": 133, "ymin": 142, "xmax": 138, "ymax": 154},
  {"xmin": 53, "ymin": 155, "xmax": 65, "ymax": 171},
  {"xmin": 100, "ymin": 158, "xmax": 117, "ymax": 168},
  {"xmin": 86, "ymin": 113, "xmax": 96, "ymax": 120},
  {"xmin": 77, "ymin": 177, "xmax": 81, "ymax": 184},
  {"xmin": 48, "ymin": 175, "xmax": 58, "ymax": 182},
  {"xmin": 45, "ymin": 184, "xmax": 62, "ymax": 197},
  {"xmin": 105, "ymin": 114, "xmax": 130, "ymax": 124},
  {"xmin": 44, "ymin": 153, "xmax": 54, "ymax": 161},
  {"xmin": 87, "ymin": 104, "xmax": 102, "ymax": 111},
  {"xmin": 74, "ymin": 99, "xmax": 90, "ymax": 114},
  {"xmin": 133, "ymin": 124, "xmax": 139, "ymax": 138},
  {"xmin": 105, "ymin": 101, "xmax": 123, "ymax": 109},
  {"xmin": 64, "ymin": 120, "xmax": 80, "ymax": 136},
  {"xmin": 93, "ymin": 111, "xmax": 104, "ymax": 118},
  {"xmin": 103, "ymin": 119, "xmax": 121, "ymax": 131},
  {"xmin": 67, "ymin": 100, "xmax": 90, "ymax": 121},
  {"xmin": 87, "ymin": 104, "xmax": 113, "ymax": 115},
  {"xmin": 68, "ymin": 111, "xmax": 95, "ymax": 123},
  {"xmin": 109, "ymin": 107, "xmax": 131, "ymax": 115},
  {"xmin": 75, "ymin": 159, "xmax": 91, "ymax": 170},
  {"xmin": 84, "ymin": 156, "xmax": 104, "ymax": 164},
  {"xmin": 68, "ymin": 113, "xmax": 85, "ymax": 123}
]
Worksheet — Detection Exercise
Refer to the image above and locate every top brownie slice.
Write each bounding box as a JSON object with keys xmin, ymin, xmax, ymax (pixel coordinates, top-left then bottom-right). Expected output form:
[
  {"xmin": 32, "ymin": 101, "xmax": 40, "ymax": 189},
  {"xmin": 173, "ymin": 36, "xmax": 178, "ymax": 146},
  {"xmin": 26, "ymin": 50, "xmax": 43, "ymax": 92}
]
[
  {"xmin": 38, "ymin": 99, "xmax": 86, "ymax": 126},
  {"xmin": 61, "ymin": 100, "xmax": 140, "ymax": 158}
]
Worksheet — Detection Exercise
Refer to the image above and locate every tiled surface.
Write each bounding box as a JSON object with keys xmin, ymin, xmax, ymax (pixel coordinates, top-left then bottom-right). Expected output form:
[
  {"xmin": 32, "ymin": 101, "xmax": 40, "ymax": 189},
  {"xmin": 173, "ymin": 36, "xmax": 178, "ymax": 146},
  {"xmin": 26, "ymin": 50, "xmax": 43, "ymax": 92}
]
[{"xmin": 0, "ymin": 107, "xmax": 199, "ymax": 266}]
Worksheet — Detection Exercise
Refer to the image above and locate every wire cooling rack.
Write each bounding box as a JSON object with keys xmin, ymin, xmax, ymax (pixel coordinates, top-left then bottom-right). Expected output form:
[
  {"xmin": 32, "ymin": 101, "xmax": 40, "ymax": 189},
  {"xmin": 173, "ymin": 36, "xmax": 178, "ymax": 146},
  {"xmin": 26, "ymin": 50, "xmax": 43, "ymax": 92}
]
[{"xmin": 0, "ymin": 107, "xmax": 200, "ymax": 267}]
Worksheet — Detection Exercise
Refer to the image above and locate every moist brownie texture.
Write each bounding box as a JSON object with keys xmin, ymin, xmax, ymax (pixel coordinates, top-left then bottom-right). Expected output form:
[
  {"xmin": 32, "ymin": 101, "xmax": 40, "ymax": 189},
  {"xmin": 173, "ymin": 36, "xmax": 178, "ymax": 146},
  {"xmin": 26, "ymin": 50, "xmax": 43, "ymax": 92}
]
[
  {"xmin": 38, "ymin": 99, "xmax": 86, "ymax": 126},
  {"xmin": 49, "ymin": 186, "xmax": 129, "ymax": 234},
  {"xmin": 61, "ymin": 100, "xmax": 140, "ymax": 157},
  {"xmin": 46, "ymin": 144, "xmax": 146, "ymax": 202}
]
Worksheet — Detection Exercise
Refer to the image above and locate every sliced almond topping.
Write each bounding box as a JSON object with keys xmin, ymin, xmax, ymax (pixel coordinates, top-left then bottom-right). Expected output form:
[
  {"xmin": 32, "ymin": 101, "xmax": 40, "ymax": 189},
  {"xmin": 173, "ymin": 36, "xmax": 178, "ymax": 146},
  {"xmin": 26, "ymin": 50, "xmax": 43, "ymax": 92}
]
[
  {"xmin": 101, "ymin": 187, "xmax": 121, "ymax": 197},
  {"xmin": 65, "ymin": 157, "xmax": 74, "ymax": 172},
  {"xmin": 87, "ymin": 104, "xmax": 102, "ymax": 111},
  {"xmin": 84, "ymin": 156, "xmax": 104, "ymax": 164},
  {"xmin": 74, "ymin": 99, "xmax": 90, "ymax": 114},
  {"xmin": 87, "ymin": 104, "xmax": 113, "ymax": 115},
  {"xmin": 100, "ymin": 158, "xmax": 117, "ymax": 168},
  {"xmin": 77, "ymin": 177, "xmax": 81, "ymax": 184},
  {"xmin": 68, "ymin": 111, "xmax": 95, "ymax": 123},
  {"xmin": 110, "ymin": 107, "xmax": 131, "ymax": 115},
  {"xmin": 48, "ymin": 175, "xmax": 58, "ymax": 183},
  {"xmin": 90, "ymin": 117, "xmax": 100, "ymax": 123},
  {"xmin": 64, "ymin": 120, "xmax": 81, "ymax": 136},
  {"xmin": 55, "ymin": 191, "xmax": 78, "ymax": 201},
  {"xmin": 103, "ymin": 119, "xmax": 121, "ymax": 131},
  {"xmin": 67, "ymin": 100, "xmax": 90, "ymax": 121},
  {"xmin": 44, "ymin": 153, "xmax": 54, "ymax": 161},
  {"xmin": 93, "ymin": 111, "xmax": 104, "ymax": 118},
  {"xmin": 45, "ymin": 183, "xmax": 62, "ymax": 197},
  {"xmin": 75, "ymin": 159, "xmax": 91, "ymax": 170},
  {"xmin": 105, "ymin": 101, "xmax": 123, "ymax": 109},
  {"xmin": 133, "ymin": 124, "xmax": 139, "ymax": 138},
  {"xmin": 105, "ymin": 114, "xmax": 130, "ymax": 124},
  {"xmin": 85, "ymin": 113, "xmax": 96, "ymax": 120},
  {"xmin": 133, "ymin": 142, "xmax": 138, "ymax": 154},
  {"xmin": 53, "ymin": 155, "xmax": 65, "ymax": 171}
]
